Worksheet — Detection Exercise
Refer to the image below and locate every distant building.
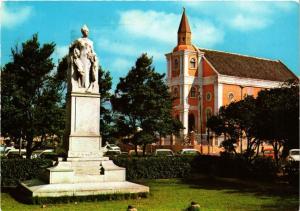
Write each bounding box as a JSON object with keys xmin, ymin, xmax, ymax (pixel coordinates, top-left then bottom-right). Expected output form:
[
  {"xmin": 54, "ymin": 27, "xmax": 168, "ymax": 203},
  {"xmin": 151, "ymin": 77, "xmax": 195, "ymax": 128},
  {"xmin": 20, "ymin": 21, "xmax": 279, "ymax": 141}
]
[{"xmin": 166, "ymin": 9, "xmax": 297, "ymax": 138}]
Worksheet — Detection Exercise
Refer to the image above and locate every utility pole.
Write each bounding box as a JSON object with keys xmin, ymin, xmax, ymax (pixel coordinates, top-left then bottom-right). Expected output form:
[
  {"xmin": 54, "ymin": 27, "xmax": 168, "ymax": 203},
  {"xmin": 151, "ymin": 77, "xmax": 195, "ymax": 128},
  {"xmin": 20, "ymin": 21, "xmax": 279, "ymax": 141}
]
[
  {"xmin": 239, "ymin": 85, "xmax": 244, "ymax": 154},
  {"xmin": 207, "ymin": 128, "xmax": 210, "ymax": 155},
  {"xmin": 198, "ymin": 91, "xmax": 203, "ymax": 154}
]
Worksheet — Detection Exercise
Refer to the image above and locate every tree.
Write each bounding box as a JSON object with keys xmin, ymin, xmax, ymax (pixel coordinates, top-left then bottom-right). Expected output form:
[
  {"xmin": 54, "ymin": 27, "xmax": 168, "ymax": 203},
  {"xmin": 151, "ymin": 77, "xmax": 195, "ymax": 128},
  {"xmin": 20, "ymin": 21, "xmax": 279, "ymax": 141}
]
[
  {"xmin": 98, "ymin": 66, "xmax": 116, "ymax": 144},
  {"xmin": 208, "ymin": 81, "xmax": 299, "ymax": 163},
  {"xmin": 207, "ymin": 106, "xmax": 240, "ymax": 155},
  {"xmin": 1, "ymin": 34, "xmax": 65, "ymax": 158},
  {"xmin": 111, "ymin": 53, "xmax": 182, "ymax": 155},
  {"xmin": 255, "ymin": 81, "xmax": 299, "ymax": 161}
]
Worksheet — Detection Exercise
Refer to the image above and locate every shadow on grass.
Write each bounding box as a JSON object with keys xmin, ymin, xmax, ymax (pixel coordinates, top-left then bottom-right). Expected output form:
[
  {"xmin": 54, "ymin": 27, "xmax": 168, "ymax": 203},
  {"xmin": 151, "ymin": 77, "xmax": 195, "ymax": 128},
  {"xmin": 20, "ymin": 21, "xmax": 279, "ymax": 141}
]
[{"xmin": 182, "ymin": 174, "xmax": 299, "ymax": 210}]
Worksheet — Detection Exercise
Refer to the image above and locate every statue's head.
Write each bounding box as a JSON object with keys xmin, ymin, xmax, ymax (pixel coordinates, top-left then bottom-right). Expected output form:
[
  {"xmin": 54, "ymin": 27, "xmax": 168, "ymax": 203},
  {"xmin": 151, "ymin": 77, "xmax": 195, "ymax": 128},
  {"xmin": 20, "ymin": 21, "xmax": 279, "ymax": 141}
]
[{"xmin": 81, "ymin": 25, "xmax": 89, "ymax": 38}]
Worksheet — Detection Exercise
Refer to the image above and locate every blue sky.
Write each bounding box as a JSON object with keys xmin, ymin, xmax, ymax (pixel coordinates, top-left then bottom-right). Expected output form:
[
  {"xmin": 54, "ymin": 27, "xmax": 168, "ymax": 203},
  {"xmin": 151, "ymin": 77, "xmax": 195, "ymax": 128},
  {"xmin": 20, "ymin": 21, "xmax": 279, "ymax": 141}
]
[{"xmin": 1, "ymin": 1, "xmax": 299, "ymax": 88}]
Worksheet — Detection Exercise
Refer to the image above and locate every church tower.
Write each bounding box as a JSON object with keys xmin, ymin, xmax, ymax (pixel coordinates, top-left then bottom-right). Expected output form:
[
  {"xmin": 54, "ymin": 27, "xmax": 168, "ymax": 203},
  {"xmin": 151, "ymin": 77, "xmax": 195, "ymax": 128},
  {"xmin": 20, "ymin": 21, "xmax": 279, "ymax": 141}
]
[
  {"xmin": 177, "ymin": 8, "xmax": 191, "ymax": 46},
  {"xmin": 166, "ymin": 9, "xmax": 204, "ymax": 136}
]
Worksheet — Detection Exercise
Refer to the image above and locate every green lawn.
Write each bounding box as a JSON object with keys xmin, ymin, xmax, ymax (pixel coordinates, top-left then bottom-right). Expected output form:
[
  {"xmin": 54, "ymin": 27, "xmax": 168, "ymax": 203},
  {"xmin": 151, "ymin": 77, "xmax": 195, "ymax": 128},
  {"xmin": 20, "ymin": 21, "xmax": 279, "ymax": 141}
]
[{"xmin": 1, "ymin": 177, "xmax": 298, "ymax": 211}]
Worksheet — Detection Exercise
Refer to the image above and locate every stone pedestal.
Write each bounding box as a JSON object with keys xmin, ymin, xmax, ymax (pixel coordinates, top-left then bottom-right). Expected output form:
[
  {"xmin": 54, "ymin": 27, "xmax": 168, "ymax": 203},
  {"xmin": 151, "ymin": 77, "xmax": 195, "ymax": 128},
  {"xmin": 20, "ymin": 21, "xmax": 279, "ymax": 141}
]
[{"xmin": 66, "ymin": 92, "xmax": 102, "ymax": 158}]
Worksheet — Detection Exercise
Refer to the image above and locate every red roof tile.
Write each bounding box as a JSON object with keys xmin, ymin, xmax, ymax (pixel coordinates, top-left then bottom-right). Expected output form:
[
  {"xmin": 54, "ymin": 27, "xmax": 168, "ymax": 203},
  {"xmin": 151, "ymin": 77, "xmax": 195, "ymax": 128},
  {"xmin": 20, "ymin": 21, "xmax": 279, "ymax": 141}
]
[{"xmin": 201, "ymin": 49, "xmax": 298, "ymax": 82}]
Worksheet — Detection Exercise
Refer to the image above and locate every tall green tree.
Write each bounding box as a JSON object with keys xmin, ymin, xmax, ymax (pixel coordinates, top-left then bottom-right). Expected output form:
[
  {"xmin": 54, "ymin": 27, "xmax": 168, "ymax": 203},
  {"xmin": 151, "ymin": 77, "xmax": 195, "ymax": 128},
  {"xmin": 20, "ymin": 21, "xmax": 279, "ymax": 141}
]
[
  {"xmin": 1, "ymin": 34, "xmax": 65, "ymax": 158},
  {"xmin": 98, "ymin": 66, "xmax": 116, "ymax": 144},
  {"xmin": 208, "ymin": 81, "xmax": 299, "ymax": 162},
  {"xmin": 111, "ymin": 53, "xmax": 182, "ymax": 155},
  {"xmin": 255, "ymin": 81, "xmax": 299, "ymax": 161}
]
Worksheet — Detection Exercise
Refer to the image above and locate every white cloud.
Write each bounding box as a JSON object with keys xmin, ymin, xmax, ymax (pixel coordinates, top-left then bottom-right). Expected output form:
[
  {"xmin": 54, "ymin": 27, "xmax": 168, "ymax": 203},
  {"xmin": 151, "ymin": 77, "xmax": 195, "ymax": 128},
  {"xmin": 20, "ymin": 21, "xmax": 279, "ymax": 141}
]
[
  {"xmin": 192, "ymin": 20, "xmax": 224, "ymax": 47},
  {"xmin": 118, "ymin": 9, "xmax": 223, "ymax": 47},
  {"xmin": 183, "ymin": 1, "xmax": 293, "ymax": 32},
  {"xmin": 0, "ymin": 3, "xmax": 32, "ymax": 28},
  {"xmin": 98, "ymin": 38, "xmax": 167, "ymax": 61},
  {"xmin": 98, "ymin": 39, "xmax": 139, "ymax": 57},
  {"xmin": 119, "ymin": 10, "xmax": 178, "ymax": 44},
  {"xmin": 227, "ymin": 14, "xmax": 270, "ymax": 31}
]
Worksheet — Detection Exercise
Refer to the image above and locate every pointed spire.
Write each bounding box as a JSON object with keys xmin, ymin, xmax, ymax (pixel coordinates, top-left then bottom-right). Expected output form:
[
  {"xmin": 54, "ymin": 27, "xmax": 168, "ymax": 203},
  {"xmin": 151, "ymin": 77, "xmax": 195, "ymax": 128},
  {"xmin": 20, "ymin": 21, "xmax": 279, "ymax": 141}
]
[
  {"xmin": 178, "ymin": 7, "xmax": 191, "ymax": 33},
  {"xmin": 177, "ymin": 8, "xmax": 192, "ymax": 46}
]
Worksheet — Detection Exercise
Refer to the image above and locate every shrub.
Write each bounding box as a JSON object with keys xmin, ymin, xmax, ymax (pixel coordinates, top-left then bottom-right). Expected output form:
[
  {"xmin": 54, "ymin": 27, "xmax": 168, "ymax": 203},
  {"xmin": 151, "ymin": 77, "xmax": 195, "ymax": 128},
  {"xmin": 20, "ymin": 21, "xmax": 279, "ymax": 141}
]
[
  {"xmin": 190, "ymin": 154, "xmax": 278, "ymax": 180},
  {"xmin": 1, "ymin": 158, "xmax": 53, "ymax": 187},
  {"xmin": 285, "ymin": 161, "xmax": 299, "ymax": 187},
  {"xmin": 112, "ymin": 156, "xmax": 192, "ymax": 180}
]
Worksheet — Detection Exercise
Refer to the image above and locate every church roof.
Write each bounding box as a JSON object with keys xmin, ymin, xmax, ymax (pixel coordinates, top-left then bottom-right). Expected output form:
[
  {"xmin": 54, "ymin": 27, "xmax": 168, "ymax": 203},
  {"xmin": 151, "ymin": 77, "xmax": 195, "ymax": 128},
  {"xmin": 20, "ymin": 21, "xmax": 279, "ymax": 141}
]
[
  {"xmin": 201, "ymin": 49, "xmax": 298, "ymax": 82},
  {"xmin": 178, "ymin": 9, "xmax": 191, "ymax": 33}
]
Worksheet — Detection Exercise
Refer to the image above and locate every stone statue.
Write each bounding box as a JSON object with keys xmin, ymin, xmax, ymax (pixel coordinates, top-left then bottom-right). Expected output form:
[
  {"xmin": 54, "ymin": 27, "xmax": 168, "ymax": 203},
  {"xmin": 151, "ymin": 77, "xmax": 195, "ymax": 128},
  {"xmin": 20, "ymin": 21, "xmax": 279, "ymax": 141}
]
[{"xmin": 69, "ymin": 25, "xmax": 99, "ymax": 93}]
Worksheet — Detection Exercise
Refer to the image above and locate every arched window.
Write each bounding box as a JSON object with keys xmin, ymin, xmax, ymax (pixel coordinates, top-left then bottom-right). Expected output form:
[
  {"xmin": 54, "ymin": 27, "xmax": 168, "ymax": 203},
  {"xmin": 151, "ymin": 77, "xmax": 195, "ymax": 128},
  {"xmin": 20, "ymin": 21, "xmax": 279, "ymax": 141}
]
[
  {"xmin": 188, "ymin": 113, "xmax": 195, "ymax": 132},
  {"xmin": 190, "ymin": 87, "xmax": 196, "ymax": 98},
  {"xmin": 189, "ymin": 58, "xmax": 196, "ymax": 69},
  {"xmin": 174, "ymin": 59, "xmax": 179, "ymax": 69},
  {"xmin": 228, "ymin": 92, "xmax": 235, "ymax": 103},
  {"xmin": 173, "ymin": 87, "xmax": 179, "ymax": 98},
  {"xmin": 206, "ymin": 107, "xmax": 212, "ymax": 121}
]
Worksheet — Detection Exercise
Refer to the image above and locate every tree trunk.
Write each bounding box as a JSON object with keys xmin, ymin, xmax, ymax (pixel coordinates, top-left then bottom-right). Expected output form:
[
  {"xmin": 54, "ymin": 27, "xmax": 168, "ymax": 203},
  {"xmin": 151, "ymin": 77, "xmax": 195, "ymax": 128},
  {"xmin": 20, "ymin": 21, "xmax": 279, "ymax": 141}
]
[
  {"xmin": 134, "ymin": 144, "xmax": 138, "ymax": 156},
  {"xmin": 256, "ymin": 140, "xmax": 260, "ymax": 157},
  {"xmin": 142, "ymin": 144, "xmax": 146, "ymax": 156},
  {"xmin": 273, "ymin": 141, "xmax": 279, "ymax": 166},
  {"xmin": 26, "ymin": 136, "xmax": 33, "ymax": 159},
  {"xmin": 18, "ymin": 138, "xmax": 22, "ymax": 156}
]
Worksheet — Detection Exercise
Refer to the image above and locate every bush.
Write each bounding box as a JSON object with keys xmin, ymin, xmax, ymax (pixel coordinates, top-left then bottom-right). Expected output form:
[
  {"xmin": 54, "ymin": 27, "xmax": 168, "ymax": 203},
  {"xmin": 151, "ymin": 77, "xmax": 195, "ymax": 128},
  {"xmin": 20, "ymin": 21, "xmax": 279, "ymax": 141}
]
[
  {"xmin": 285, "ymin": 161, "xmax": 299, "ymax": 187},
  {"xmin": 112, "ymin": 156, "xmax": 192, "ymax": 180},
  {"xmin": 1, "ymin": 158, "xmax": 53, "ymax": 187},
  {"xmin": 190, "ymin": 154, "xmax": 278, "ymax": 180}
]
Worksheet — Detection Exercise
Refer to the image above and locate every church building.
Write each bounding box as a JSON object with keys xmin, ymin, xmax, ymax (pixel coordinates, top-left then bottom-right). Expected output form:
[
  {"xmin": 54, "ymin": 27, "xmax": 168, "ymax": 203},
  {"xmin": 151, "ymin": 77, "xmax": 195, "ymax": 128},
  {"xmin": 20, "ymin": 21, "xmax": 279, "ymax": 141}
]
[{"xmin": 165, "ymin": 9, "xmax": 297, "ymax": 140}]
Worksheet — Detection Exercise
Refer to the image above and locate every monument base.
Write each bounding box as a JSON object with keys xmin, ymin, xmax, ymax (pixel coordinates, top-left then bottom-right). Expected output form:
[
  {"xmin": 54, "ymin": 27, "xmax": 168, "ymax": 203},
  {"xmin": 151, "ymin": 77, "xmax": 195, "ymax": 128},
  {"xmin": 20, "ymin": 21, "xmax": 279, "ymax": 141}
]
[
  {"xmin": 19, "ymin": 179, "xmax": 149, "ymax": 204},
  {"xmin": 17, "ymin": 157, "xmax": 149, "ymax": 204}
]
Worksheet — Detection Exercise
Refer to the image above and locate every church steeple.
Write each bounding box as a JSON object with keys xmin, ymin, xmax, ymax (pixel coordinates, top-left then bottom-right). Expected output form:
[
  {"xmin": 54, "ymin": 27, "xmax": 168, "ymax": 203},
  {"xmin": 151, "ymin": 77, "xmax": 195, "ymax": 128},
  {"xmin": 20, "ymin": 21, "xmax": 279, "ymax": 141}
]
[{"xmin": 178, "ymin": 8, "xmax": 191, "ymax": 46}]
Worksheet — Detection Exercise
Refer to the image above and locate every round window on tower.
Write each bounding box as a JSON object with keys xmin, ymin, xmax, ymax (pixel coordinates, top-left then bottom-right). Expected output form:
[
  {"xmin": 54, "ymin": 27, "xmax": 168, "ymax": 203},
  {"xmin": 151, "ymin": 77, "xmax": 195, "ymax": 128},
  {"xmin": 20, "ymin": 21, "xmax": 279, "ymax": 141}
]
[{"xmin": 206, "ymin": 92, "xmax": 212, "ymax": 102}]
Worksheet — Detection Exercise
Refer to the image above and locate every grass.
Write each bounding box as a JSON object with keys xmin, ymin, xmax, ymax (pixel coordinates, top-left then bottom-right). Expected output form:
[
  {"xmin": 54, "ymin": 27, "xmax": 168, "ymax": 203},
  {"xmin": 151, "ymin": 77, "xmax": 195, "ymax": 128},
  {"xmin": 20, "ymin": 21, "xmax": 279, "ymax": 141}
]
[{"xmin": 1, "ymin": 176, "xmax": 298, "ymax": 211}]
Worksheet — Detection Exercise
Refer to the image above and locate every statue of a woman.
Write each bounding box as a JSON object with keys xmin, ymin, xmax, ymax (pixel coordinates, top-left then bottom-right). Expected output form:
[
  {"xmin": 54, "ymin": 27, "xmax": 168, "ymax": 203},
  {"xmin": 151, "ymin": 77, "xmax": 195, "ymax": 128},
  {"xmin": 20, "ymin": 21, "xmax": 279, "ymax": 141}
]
[{"xmin": 69, "ymin": 25, "xmax": 98, "ymax": 93}]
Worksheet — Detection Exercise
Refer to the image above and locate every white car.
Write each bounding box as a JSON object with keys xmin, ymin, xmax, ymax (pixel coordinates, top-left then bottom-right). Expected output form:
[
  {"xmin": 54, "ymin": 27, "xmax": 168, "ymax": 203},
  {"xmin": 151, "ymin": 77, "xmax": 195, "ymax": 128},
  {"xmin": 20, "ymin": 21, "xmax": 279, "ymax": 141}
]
[
  {"xmin": 288, "ymin": 149, "xmax": 300, "ymax": 162},
  {"xmin": 4, "ymin": 146, "xmax": 16, "ymax": 156},
  {"xmin": 178, "ymin": 149, "xmax": 200, "ymax": 156},
  {"xmin": 31, "ymin": 149, "xmax": 54, "ymax": 159},
  {"xmin": 6, "ymin": 149, "xmax": 26, "ymax": 158},
  {"xmin": 103, "ymin": 143, "xmax": 121, "ymax": 154},
  {"xmin": 154, "ymin": 149, "xmax": 174, "ymax": 156}
]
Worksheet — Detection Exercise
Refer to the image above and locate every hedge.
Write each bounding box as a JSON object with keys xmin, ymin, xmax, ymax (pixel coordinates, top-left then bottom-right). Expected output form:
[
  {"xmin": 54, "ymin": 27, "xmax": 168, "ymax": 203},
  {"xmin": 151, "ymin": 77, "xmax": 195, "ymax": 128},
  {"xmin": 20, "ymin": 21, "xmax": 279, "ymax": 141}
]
[
  {"xmin": 1, "ymin": 155, "xmax": 279, "ymax": 188},
  {"xmin": 1, "ymin": 158, "xmax": 53, "ymax": 187},
  {"xmin": 112, "ymin": 156, "xmax": 193, "ymax": 180},
  {"xmin": 190, "ymin": 154, "xmax": 278, "ymax": 180}
]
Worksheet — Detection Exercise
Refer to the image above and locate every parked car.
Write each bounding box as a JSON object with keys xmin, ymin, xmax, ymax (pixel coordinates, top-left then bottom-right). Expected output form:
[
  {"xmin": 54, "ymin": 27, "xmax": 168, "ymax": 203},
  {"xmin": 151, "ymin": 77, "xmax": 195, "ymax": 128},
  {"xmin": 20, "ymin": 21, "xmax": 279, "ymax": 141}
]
[
  {"xmin": 105, "ymin": 150, "xmax": 121, "ymax": 156},
  {"xmin": 6, "ymin": 149, "xmax": 26, "ymax": 159},
  {"xmin": 103, "ymin": 143, "xmax": 121, "ymax": 153},
  {"xmin": 178, "ymin": 149, "xmax": 200, "ymax": 156},
  {"xmin": 4, "ymin": 146, "xmax": 16, "ymax": 156},
  {"xmin": 288, "ymin": 149, "xmax": 300, "ymax": 162},
  {"xmin": 154, "ymin": 149, "xmax": 174, "ymax": 156},
  {"xmin": 40, "ymin": 152, "xmax": 59, "ymax": 161},
  {"xmin": 262, "ymin": 148, "xmax": 274, "ymax": 159},
  {"xmin": 31, "ymin": 149, "xmax": 54, "ymax": 159}
]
